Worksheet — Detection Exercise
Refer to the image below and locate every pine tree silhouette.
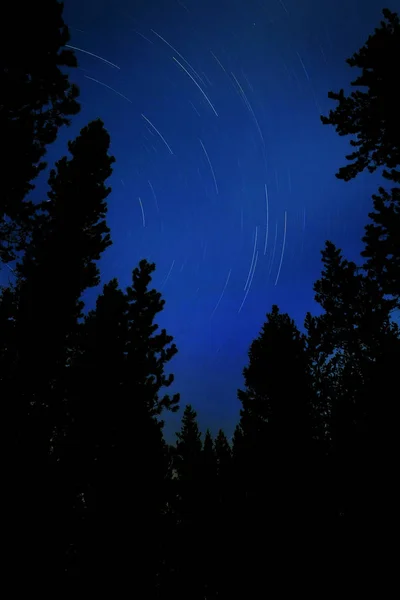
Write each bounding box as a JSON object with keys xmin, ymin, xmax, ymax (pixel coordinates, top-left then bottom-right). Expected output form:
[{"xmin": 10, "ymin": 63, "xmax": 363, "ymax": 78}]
[
  {"xmin": 124, "ymin": 259, "xmax": 180, "ymax": 421},
  {"xmin": 309, "ymin": 241, "xmax": 399, "ymax": 528},
  {"xmin": 233, "ymin": 305, "xmax": 319, "ymax": 594},
  {"xmin": 175, "ymin": 404, "xmax": 203, "ymax": 482},
  {"xmin": 238, "ymin": 305, "xmax": 315, "ymax": 497},
  {"xmin": 214, "ymin": 428, "xmax": 232, "ymax": 509},
  {"xmin": 321, "ymin": 9, "xmax": 400, "ymax": 304},
  {"xmin": 362, "ymin": 186, "xmax": 400, "ymax": 304},
  {"xmin": 321, "ymin": 9, "xmax": 400, "ymax": 184},
  {"xmin": 172, "ymin": 404, "xmax": 207, "ymax": 598},
  {"xmin": 202, "ymin": 428, "xmax": 217, "ymax": 497},
  {"xmin": 14, "ymin": 118, "xmax": 114, "ymax": 447},
  {"xmin": 63, "ymin": 261, "xmax": 180, "ymax": 589},
  {"xmin": 0, "ymin": 0, "xmax": 80, "ymax": 262},
  {"xmin": 2, "ymin": 5, "xmax": 400, "ymax": 594},
  {"xmin": 7, "ymin": 119, "xmax": 114, "ymax": 582},
  {"xmin": 318, "ymin": 13, "xmax": 400, "ymax": 584}
]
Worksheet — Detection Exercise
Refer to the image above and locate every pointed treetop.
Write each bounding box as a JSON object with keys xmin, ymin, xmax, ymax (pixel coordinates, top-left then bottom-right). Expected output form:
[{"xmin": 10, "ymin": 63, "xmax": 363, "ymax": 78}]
[
  {"xmin": 214, "ymin": 430, "xmax": 232, "ymax": 474},
  {"xmin": 321, "ymin": 9, "xmax": 400, "ymax": 183}
]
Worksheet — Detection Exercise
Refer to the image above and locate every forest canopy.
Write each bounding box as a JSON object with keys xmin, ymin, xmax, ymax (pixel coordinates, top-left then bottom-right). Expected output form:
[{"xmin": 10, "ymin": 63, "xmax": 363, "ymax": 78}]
[{"xmin": 1, "ymin": 3, "xmax": 398, "ymax": 595}]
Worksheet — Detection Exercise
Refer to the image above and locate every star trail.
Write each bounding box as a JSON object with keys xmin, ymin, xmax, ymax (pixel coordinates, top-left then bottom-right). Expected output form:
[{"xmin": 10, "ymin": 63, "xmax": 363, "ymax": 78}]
[{"xmin": 43, "ymin": 0, "xmax": 388, "ymax": 439}]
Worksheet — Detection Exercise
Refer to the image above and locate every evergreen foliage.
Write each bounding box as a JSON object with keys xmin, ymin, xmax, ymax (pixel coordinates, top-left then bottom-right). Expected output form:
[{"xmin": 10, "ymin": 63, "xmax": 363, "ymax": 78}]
[
  {"xmin": 2, "ymin": 5, "xmax": 399, "ymax": 594},
  {"xmin": 0, "ymin": 0, "xmax": 80, "ymax": 262}
]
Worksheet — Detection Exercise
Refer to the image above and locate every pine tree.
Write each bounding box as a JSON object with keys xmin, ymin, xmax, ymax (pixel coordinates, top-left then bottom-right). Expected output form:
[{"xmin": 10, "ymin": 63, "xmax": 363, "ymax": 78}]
[
  {"xmin": 175, "ymin": 404, "xmax": 202, "ymax": 484},
  {"xmin": 231, "ymin": 423, "xmax": 244, "ymax": 465},
  {"xmin": 212, "ymin": 428, "xmax": 233, "ymax": 596},
  {"xmin": 199, "ymin": 429, "xmax": 219, "ymax": 598},
  {"xmin": 321, "ymin": 9, "xmax": 400, "ymax": 303},
  {"xmin": 61, "ymin": 278, "xmax": 128, "ymax": 495},
  {"xmin": 231, "ymin": 423, "xmax": 246, "ymax": 519},
  {"xmin": 309, "ymin": 240, "xmax": 400, "ymax": 528},
  {"xmin": 232, "ymin": 305, "xmax": 319, "ymax": 593},
  {"xmin": 214, "ymin": 429, "xmax": 231, "ymax": 483},
  {"xmin": 64, "ymin": 261, "xmax": 180, "ymax": 588},
  {"xmin": 8, "ymin": 119, "xmax": 115, "ymax": 581},
  {"xmin": 124, "ymin": 259, "xmax": 180, "ymax": 424},
  {"xmin": 202, "ymin": 428, "xmax": 217, "ymax": 478},
  {"xmin": 13, "ymin": 119, "xmax": 114, "ymax": 444},
  {"xmin": 201, "ymin": 428, "xmax": 217, "ymax": 513},
  {"xmin": 362, "ymin": 186, "xmax": 400, "ymax": 305},
  {"xmin": 318, "ymin": 12, "xmax": 400, "ymax": 568},
  {"xmin": 321, "ymin": 9, "xmax": 400, "ymax": 184},
  {"xmin": 0, "ymin": 0, "xmax": 80, "ymax": 262},
  {"xmin": 238, "ymin": 305, "xmax": 315, "ymax": 477},
  {"xmin": 173, "ymin": 404, "xmax": 206, "ymax": 599}
]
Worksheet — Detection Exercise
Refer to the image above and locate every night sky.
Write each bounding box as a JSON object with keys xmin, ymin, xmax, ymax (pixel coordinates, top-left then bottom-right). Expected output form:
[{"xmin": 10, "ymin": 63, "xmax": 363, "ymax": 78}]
[{"xmin": 17, "ymin": 0, "xmax": 398, "ymax": 441}]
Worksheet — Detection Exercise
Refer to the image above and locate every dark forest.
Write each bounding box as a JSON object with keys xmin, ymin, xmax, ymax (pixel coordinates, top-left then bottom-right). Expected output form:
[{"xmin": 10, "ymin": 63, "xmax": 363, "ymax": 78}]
[{"xmin": 1, "ymin": 2, "xmax": 399, "ymax": 595}]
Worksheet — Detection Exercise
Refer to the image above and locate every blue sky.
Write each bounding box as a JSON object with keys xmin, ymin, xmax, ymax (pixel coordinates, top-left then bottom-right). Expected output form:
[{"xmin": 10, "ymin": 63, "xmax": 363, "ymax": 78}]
[{"xmin": 6, "ymin": 0, "xmax": 395, "ymax": 442}]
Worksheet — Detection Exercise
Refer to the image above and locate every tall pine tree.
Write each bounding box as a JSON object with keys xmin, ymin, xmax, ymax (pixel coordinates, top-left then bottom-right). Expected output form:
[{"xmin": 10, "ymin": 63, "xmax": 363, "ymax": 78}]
[
  {"xmin": 321, "ymin": 9, "xmax": 400, "ymax": 184},
  {"xmin": 321, "ymin": 8, "xmax": 400, "ymax": 303},
  {"xmin": 0, "ymin": 0, "xmax": 80, "ymax": 262},
  {"xmin": 7, "ymin": 119, "xmax": 115, "ymax": 582},
  {"xmin": 233, "ymin": 305, "xmax": 319, "ymax": 595},
  {"xmin": 237, "ymin": 305, "xmax": 315, "ymax": 505},
  {"xmin": 307, "ymin": 241, "xmax": 399, "ymax": 525},
  {"xmin": 172, "ymin": 404, "xmax": 206, "ymax": 599},
  {"xmin": 64, "ymin": 261, "xmax": 180, "ymax": 589}
]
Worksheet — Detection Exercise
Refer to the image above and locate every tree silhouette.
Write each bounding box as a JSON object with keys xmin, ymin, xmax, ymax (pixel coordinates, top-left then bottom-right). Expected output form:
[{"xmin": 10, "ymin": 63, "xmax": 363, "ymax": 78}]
[
  {"xmin": 62, "ymin": 261, "xmax": 180, "ymax": 587},
  {"xmin": 214, "ymin": 428, "xmax": 231, "ymax": 482},
  {"xmin": 3, "ymin": 4, "xmax": 400, "ymax": 592},
  {"xmin": 318, "ymin": 11, "xmax": 400, "ymax": 577},
  {"xmin": 213, "ymin": 428, "xmax": 232, "ymax": 522},
  {"xmin": 175, "ymin": 404, "xmax": 203, "ymax": 482},
  {"xmin": 172, "ymin": 404, "xmax": 208, "ymax": 598},
  {"xmin": 202, "ymin": 428, "xmax": 217, "ymax": 483},
  {"xmin": 14, "ymin": 119, "xmax": 114, "ymax": 441},
  {"xmin": 61, "ymin": 277, "xmax": 128, "ymax": 498},
  {"xmin": 124, "ymin": 259, "xmax": 180, "ymax": 423},
  {"xmin": 362, "ymin": 185, "xmax": 400, "ymax": 304},
  {"xmin": 209, "ymin": 428, "xmax": 234, "ymax": 595},
  {"xmin": 238, "ymin": 305, "xmax": 315, "ymax": 478},
  {"xmin": 0, "ymin": 0, "xmax": 80, "ymax": 262},
  {"xmin": 199, "ymin": 428, "xmax": 219, "ymax": 598},
  {"xmin": 308, "ymin": 240, "xmax": 400, "ymax": 537},
  {"xmin": 233, "ymin": 304, "xmax": 319, "ymax": 594},
  {"xmin": 321, "ymin": 9, "xmax": 400, "ymax": 304},
  {"xmin": 7, "ymin": 119, "xmax": 115, "ymax": 581},
  {"xmin": 321, "ymin": 9, "xmax": 400, "ymax": 184}
]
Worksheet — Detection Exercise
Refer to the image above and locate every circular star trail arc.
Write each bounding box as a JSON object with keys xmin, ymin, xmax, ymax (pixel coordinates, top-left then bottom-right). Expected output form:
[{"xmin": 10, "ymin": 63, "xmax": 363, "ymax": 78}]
[{"xmin": 59, "ymin": 0, "xmax": 384, "ymax": 437}]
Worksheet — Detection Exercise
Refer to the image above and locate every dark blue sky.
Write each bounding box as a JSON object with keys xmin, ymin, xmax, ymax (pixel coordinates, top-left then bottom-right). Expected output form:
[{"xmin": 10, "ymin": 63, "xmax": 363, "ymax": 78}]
[{"xmin": 16, "ymin": 0, "xmax": 398, "ymax": 442}]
